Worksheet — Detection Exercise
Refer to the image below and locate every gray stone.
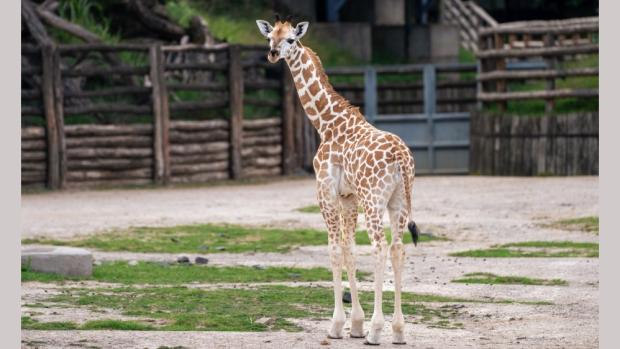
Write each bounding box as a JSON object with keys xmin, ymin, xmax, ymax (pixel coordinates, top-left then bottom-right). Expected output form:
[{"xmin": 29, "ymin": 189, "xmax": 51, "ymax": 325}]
[
  {"xmin": 195, "ymin": 256, "xmax": 209, "ymax": 265},
  {"xmin": 177, "ymin": 256, "xmax": 190, "ymax": 264},
  {"xmin": 21, "ymin": 246, "xmax": 92, "ymax": 277},
  {"xmin": 343, "ymin": 291, "xmax": 352, "ymax": 304}
]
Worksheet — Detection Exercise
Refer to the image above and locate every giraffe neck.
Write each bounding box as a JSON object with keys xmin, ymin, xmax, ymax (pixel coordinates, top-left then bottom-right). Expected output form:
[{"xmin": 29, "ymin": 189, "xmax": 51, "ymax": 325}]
[{"xmin": 285, "ymin": 43, "xmax": 365, "ymax": 142}]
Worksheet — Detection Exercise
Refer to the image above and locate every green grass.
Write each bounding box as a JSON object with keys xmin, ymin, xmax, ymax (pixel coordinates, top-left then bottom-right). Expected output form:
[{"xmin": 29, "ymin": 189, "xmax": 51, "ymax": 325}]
[
  {"xmin": 450, "ymin": 241, "xmax": 598, "ymax": 258},
  {"xmin": 22, "ymin": 261, "xmax": 354, "ymax": 284},
  {"xmin": 22, "ymin": 223, "xmax": 445, "ymax": 254},
  {"xmin": 452, "ymin": 272, "xmax": 567, "ymax": 286},
  {"xmin": 22, "ymin": 284, "xmax": 548, "ymax": 332},
  {"xmin": 21, "ymin": 316, "xmax": 154, "ymax": 331},
  {"xmin": 552, "ymin": 216, "xmax": 599, "ymax": 234}
]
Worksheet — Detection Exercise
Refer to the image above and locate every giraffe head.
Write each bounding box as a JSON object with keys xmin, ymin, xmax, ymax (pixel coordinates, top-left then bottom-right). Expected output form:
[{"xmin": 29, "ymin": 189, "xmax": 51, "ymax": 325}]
[{"xmin": 256, "ymin": 15, "xmax": 309, "ymax": 63}]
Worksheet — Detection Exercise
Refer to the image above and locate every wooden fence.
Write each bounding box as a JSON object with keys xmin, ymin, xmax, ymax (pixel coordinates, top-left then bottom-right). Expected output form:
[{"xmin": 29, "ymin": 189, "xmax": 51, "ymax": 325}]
[
  {"xmin": 21, "ymin": 43, "xmax": 295, "ymax": 189},
  {"xmin": 470, "ymin": 112, "xmax": 598, "ymax": 175},
  {"xmin": 441, "ymin": 0, "xmax": 498, "ymax": 53},
  {"xmin": 476, "ymin": 17, "xmax": 599, "ymax": 113}
]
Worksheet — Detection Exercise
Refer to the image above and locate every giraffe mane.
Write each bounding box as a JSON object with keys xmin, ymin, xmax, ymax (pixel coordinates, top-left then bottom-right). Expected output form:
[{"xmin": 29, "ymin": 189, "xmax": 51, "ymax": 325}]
[{"xmin": 302, "ymin": 46, "xmax": 362, "ymax": 116}]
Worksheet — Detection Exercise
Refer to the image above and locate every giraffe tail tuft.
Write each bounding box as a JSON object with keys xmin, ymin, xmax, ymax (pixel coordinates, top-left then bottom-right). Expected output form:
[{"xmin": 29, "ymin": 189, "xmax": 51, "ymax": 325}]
[{"xmin": 408, "ymin": 221, "xmax": 419, "ymax": 246}]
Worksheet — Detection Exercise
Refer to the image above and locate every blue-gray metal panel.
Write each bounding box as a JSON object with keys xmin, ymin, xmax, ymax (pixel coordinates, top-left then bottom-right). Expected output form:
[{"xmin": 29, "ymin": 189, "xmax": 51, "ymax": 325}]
[
  {"xmin": 434, "ymin": 148, "xmax": 470, "ymax": 173},
  {"xmin": 434, "ymin": 120, "xmax": 470, "ymax": 143}
]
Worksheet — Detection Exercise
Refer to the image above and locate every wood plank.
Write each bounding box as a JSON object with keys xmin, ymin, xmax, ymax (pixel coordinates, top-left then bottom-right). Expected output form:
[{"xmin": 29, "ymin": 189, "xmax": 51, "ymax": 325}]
[
  {"xmin": 66, "ymin": 136, "xmax": 152, "ymax": 148},
  {"xmin": 41, "ymin": 44, "xmax": 60, "ymax": 189},
  {"xmin": 170, "ymin": 171, "xmax": 229, "ymax": 184},
  {"xmin": 67, "ymin": 147, "xmax": 152, "ymax": 159},
  {"xmin": 68, "ymin": 158, "xmax": 153, "ymax": 170},
  {"xmin": 170, "ymin": 152, "xmax": 229, "ymax": 165},
  {"xmin": 170, "ymin": 142, "xmax": 229, "ymax": 155},
  {"xmin": 65, "ymin": 124, "xmax": 153, "ymax": 137},
  {"xmin": 171, "ymin": 161, "xmax": 229, "ymax": 175},
  {"xmin": 228, "ymin": 45, "xmax": 243, "ymax": 179}
]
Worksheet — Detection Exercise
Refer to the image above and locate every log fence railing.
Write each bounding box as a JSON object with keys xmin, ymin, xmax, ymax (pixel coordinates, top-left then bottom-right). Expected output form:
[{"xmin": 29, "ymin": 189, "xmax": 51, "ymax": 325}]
[
  {"xmin": 441, "ymin": 0, "xmax": 498, "ymax": 52},
  {"xmin": 21, "ymin": 43, "xmax": 295, "ymax": 189},
  {"xmin": 476, "ymin": 17, "xmax": 598, "ymax": 113}
]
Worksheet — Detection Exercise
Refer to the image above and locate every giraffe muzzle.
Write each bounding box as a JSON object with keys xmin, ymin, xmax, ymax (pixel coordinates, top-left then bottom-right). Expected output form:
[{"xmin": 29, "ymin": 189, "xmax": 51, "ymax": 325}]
[{"xmin": 268, "ymin": 50, "xmax": 279, "ymax": 63}]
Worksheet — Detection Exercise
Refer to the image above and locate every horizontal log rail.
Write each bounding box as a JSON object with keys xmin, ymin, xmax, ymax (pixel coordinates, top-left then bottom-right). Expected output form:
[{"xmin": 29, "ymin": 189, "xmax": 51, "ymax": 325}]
[
  {"xmin": 164, "ymin": 62, "xmax": 228, "ymax": 71},
  {"xmin": 477, "ymin": 68, "xmax": 598, "ymax": 81},
  {"xmin": 478, "ymin": 88, "xmax": 598, "ymax": 101},
  {"xmin": 477, "ymin": 44, "xmax": 598, "ymax": 59},
  {"xmin": 64, "ymin": 104, "xmax": 151, "ymax": 115},
  {"xmin": 479, "ymin": 23, "xmax": 599, "ymax": 37},
  {"xmin": 62, "ymin": 66, "xmax": 150, "ymax": 77},
  {"xmin": 58, "ymin": 43, "xmax": 151, "ymax": 52},
  {"xmin": 167, "ymin": 82, "xmax": 228, "ymax": 91},
  {"xmin": 169, "ymin": 100, "xmax": 228, "ymax": 112},
  {"xmin": 64, "ymin": 86, "xmax": 151, "ymax": 98}
]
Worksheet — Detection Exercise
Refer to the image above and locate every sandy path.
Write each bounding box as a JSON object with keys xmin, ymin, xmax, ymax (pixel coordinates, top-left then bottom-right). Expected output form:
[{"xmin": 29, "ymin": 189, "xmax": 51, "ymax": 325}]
[{"xmin": 21, "ymin": 176, "xmax": 599, "ymax": 348}]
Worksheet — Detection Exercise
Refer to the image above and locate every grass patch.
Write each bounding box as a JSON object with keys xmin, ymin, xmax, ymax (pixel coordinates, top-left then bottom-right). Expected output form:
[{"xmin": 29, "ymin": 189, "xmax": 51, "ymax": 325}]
[
  {"xmin": 24, "ymin": 284, "xmax": 547, "ymax": 332},
  {"xmin": 452, "ymin": 272, "xmax": 567, "ymax": 286},
  {"xmin": 552, "ymin": 216, "xmax": 599, "ymax": 234},
  {"xmin": 21, "ymin": 316, "xmax": 154, "ymax": 331},
  {"xmin": 22, "ymin": 261, "xmax": 353, "ymax": 284},
  {"xmin": 21, "ymin": 316, "xmax": 77, "ymax": 330},
  {"xmin": 450, "ymin": 241, "xmax": 598, "ymax": 258},
  {"xmin": 22, "ymin": 223, "xmax": 445, "ymax": 254}
]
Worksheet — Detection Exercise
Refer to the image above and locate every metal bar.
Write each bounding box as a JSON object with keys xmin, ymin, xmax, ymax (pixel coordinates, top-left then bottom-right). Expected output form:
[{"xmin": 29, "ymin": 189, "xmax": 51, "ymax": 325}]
[
  {"xmin": 364, "ymin": 66, "xmax": 377, "ymax": 124},
  {"xmin": 423, "ymin": 64, "xmax": 436, "ymax": 173}
]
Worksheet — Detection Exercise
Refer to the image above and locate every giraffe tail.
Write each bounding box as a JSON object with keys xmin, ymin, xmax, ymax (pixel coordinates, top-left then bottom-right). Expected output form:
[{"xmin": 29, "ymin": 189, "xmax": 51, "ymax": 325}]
[{"xmin": 396, "ymin": 148, "xmax": 419, "ymax": 246}]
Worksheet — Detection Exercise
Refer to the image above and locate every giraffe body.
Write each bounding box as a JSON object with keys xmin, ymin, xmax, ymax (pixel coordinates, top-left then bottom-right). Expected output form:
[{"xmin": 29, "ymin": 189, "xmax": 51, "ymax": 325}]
[{"xmin": 256, "ymin": 19, "xmax": 418, "ymax": 345}]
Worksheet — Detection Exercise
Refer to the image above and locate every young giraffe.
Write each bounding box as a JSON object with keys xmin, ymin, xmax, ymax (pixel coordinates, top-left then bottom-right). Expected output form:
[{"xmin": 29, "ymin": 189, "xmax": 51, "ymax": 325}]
[{"xmin": 256, "ymin": 17, "xmax": 419, "ymax": 345}]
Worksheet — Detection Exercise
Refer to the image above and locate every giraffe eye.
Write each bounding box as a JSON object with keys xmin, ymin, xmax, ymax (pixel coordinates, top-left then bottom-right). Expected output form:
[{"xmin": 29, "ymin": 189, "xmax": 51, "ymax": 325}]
[
  {"xmin": 266, "ymin": 38, "xmax": 270, "ymax": 42},
  {"xmin": 287, "ymin": 39, "xmax": 294, "ymax": 44}
]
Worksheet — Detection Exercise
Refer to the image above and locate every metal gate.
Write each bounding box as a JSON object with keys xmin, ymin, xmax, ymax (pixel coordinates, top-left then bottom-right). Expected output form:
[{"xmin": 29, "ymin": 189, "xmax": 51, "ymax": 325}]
[{"xmin": 361, "ymin": 64, "xmax": 472, "ymax": 174}]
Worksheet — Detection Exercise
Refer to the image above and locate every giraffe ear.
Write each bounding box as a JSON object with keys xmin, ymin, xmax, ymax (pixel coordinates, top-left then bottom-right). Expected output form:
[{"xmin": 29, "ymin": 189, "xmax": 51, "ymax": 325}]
[
  {"xmin": 294, "ymin": 21, "xmax": 309, "ymax": 39},
  {"xmin": 256, "ymin": 20, "xmax": 273, "ymax": 37}
]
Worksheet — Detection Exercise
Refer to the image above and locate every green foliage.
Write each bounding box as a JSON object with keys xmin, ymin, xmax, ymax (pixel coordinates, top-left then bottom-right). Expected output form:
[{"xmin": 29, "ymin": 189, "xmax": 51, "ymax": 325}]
[
  {"xmin": 450, "ymin": 241, "xmax": 599, "ymax": 258},
  {"xmin": 452, "ymin": 272, "xmax": 567, "ymax": 286},
  {"xmin": 22, "ymin": 261, "xmax": 349, "ymax": 284},
  {"xmin": 53, "ymin": 0, "xmax": 119, "ymax": 44},
  {"xmin": 22, "ymin": 223, "xmax": 446, "ymax": 254}
]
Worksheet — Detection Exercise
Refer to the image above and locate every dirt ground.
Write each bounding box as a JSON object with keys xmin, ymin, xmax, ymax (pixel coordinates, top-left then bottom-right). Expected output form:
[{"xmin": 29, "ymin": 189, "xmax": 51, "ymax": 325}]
[{"xmin": 21, "ymin": 176, "xmax": 599, "ymax": 349}]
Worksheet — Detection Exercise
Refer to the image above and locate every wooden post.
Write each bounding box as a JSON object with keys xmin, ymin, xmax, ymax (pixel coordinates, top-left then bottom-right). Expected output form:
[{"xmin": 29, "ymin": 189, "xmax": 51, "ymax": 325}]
[
  {"xmin": 52, "ymin": 46, "xmax": 66, "ymax": 188},
  {"xmin": 41, "ymin": 44, "xmax": 60, "ymax": 189},
  {"xmin": 149, "ymin": 44, "xmax": 171, "ymax": 185},
  {"xmin": 494, "ymin": 33, "xmax": 507, "ymax": 112},
  {"xmin": 281, "ymin": 63, "xmax": 296, "ymax": 175},
  {"xmin": 543, "ymin": 33, "xmax": 556, "ymax": 113},
  {"xmin": 228, "ymin": 45, "xmax": 243, "ymax": 179}
]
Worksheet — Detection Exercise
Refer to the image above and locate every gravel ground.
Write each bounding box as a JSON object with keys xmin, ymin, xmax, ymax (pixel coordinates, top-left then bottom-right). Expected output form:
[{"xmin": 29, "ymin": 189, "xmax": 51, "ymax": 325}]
[{"xmin": 21, "ymin": 176, "xmax": 599, "ymax": 349}]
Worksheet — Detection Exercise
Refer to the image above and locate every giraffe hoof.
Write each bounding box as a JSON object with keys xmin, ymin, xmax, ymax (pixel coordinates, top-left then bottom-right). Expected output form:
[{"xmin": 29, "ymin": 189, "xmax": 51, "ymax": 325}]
[
  {"xmin": 350, "ymin": 334, "xmax": 365, "ymax": 339},
  {"xmin": 392, "ymin": 341, "xmax": 407, "ymax": 345},
  {"xmin": 363, "ymin": 340, "xmax": 380, "ymax": 346},
  {"xmin": 327, "ymin": 335, "xmax": 343, "ymax": 339}
]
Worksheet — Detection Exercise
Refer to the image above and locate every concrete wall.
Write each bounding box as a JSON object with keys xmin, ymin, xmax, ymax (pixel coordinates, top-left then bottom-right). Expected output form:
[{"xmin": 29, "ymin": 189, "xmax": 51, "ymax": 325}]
[
  {"xmin": 311, "ymin": 22, "xmax": 372, "ymax": 62},
  {"xmin": 375, "ymin": 0, "xmax": 405, "ymax": 25},
  {"xmin": 373, "ymin": 24, "xmax": 459, "ymax": 63},
  {"xmin": 275, "ymin": 0, "xmax": 317, "ymax": 21}
]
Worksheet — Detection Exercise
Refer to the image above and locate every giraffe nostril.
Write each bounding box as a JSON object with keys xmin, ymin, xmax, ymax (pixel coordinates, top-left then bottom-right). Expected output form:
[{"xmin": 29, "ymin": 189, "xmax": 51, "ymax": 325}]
[{"xmin": 270, "ymin": 50, "xmax": 278, "ymax": 56}]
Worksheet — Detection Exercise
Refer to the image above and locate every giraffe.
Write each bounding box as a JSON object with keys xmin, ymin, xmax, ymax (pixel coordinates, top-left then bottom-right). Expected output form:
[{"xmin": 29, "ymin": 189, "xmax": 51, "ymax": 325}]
[{"xmin": 256, "ymin": 16, "xmax": 420, "ymax": 345}]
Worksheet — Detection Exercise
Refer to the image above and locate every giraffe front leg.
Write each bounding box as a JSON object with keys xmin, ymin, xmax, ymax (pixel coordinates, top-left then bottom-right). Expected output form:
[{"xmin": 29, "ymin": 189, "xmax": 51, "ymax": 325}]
[
  {"xmin": 362, "ymin": 203, "xmax": 388, "ymax": 345},
  {"xmin": 318, "ymin": 183, "xmax": 346, "ymax": 339},
  {"xmin": 340, "ymin": 195, "xmax": 365, "ymax": 338}
]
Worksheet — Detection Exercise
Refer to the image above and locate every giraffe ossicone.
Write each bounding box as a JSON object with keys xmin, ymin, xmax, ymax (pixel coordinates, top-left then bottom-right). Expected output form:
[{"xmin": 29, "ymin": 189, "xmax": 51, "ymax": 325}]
[{"xmin": 256, "ymin": 17, "xmax": 419, "ymax": 345}]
